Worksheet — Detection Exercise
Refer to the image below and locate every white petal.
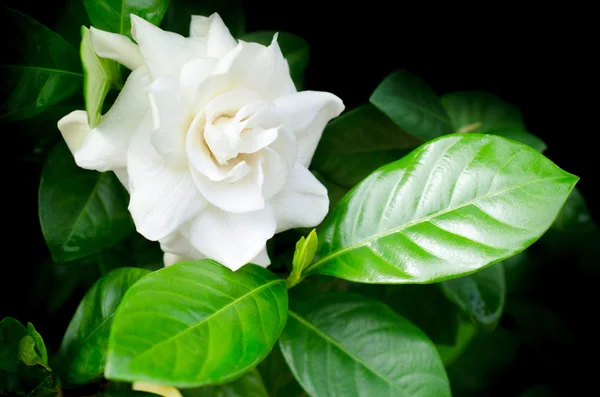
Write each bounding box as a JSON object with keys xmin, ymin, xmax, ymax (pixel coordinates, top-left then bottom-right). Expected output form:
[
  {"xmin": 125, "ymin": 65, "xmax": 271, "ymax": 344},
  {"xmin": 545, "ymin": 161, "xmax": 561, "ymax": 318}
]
[
  {"xmin": 270, "ymin": 163, "xmax": 329, "ymax": 233},
  {"xmin": 180, "ymin": 58, "xmax": 218, "ymax": 102},
  {"xmin": 160, "ymin": 232, "xmax": 203, "ymax": 259},
  {"xmin": 127, "ymin": 115, "xmax": 207, "ymax": 240},
  {"xmin": 251, "ymin": 247, "xmax": 271, "ymax": 268},
  {"xmin": 275, "ymin": 91, "xmax": 344, "ymax": 167},
  {"xmin": 90, "ymin": 27, "xmax": 144, "ymax": 70},
  {"xmin": 130, "ymin": 14, "xmax": 206, "ymax": 78},
  {"xmin": 58, "ymin": 110, "xmax": 90, "ymax": 154},
  {"xmin": 148, "ymin": 75, "xmax": 190, "ymax": 167},
  {"xmin": 190, "ymin": 13, "xmax": 237, "ymax": 58},
  {"xmin": 65, "ymin": 68, "xmax": 151, "ymax": 172},
  {"xmin": 181, "ymin": 205, "xmax": 276, "ymax": 271},
  {"xmin": 164, "ymin": 253, "xmax": 185, "ymax": 267},
  {"xmin": 215, "ymin": 37, "xmax": 296, "ymax": 101},
  {"xmin": 190, "ymin": 157, "xmax": 265, "ymax": 213},
  {"xmin": 260, "ymin": 147, "xmax": 289, "ymax": 199},
  {"xmin": 113, "ymin": 169, "xmax": 129, "ymax": 191}
]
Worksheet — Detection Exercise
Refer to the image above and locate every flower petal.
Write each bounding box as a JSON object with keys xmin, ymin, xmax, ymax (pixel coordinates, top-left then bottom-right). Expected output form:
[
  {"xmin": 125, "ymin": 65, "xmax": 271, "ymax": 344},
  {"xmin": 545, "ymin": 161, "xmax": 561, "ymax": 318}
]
[
  {"xmin": 215, "ymin": 37, "xmax": 296, "ymax": 101},
  {"xmin": 130, "ymin": 14, "xmax": 206, "ymax": 78},
  {"xmin": 61, "ymin": 68, "xmax": 151, "ymax": 172},
  {"xmin": 270, "ymin": 163, "xmax": 329, "ymax": 232},
  {"xmin": 275, "ymin": 91, "xmax": 344, "ymax": 167},
  {"xmin": 251, "ymin": 247, "xmax": 271, "ymax": 268},
  {"xmin": 90, "ymin": 27, "xmax": 144, "ymax": 70},
  {"xmin": 190, "ymin": 156, "xmax": 265, "ymax": 213},
  {"xmin": 127, "ymin": 115, "xmax": 207, "ymax": 240},
  {"xmin": 190, "ymin": 13, "xmax": 237, "ymax": 58},
  {"xmin": 181, "ymin": 205, "xmax": 276, "ymax": 271},
  {"xmin": 179, "ymin": 58, "xmax": 218, "ymax": 103},
  {"xmin": 161, "ymin": 232, "xmax": 204, "ymax": 263},
  {"xmin": 58, "ymin": 110, "xmax": 90, "ymax": 154},
  {"xmin": 148, "ymin": 75, "xmax": 190, "ymax": 167}
]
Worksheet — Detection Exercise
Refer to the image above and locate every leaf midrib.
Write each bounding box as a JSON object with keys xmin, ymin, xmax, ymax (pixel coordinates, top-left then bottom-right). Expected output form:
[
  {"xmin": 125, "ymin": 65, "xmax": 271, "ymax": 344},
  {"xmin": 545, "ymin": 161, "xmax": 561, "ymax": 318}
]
[
  {"xmin": 288, "ymin": 311, "xmax": 409, "ymax": 396},
  {"xmin": 1, "ymin": 64, "xmax": 83, "ymax": 77},
  {"xmin": 308, "ymin": 175, "xmax": 572, "ymax": 273},
  {"xmin": 127, "ymin": 279, "xmax": 284, "ymax": 363}
]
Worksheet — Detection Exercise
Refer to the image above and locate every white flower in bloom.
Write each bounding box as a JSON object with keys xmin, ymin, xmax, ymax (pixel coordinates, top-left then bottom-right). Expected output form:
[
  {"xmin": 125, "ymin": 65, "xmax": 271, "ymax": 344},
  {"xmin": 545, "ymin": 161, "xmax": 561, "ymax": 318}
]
[{"xmin": 58, "ymin": 14, "xmax": 344, "ymax": 270}]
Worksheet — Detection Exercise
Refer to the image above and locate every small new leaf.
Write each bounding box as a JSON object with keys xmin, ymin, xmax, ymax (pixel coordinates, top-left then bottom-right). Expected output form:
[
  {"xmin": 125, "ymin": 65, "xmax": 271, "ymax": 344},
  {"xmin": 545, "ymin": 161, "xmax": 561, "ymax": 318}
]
[
  {"xmin": 18, "ymin": 336, "xmax": 43, "ymax": 368},
  {"xmin": 287, "ymin": 230, "xmax": 318, "ymax": 288}
]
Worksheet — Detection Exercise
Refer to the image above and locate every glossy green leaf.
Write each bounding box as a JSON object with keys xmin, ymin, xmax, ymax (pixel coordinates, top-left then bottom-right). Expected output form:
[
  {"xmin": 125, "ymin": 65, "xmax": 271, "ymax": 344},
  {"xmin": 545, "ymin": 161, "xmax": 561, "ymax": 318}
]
[
  {"xmin": 435, "ymin": 321, "xmax": 477, "ymax": 366},
  {"xmin": 307, "ymin": 134, "xmax": 578, "ymax": 283},
  {"xmin": 440, "ymin": 263, "xmax": 506, "ymax": 329},
  {"xmin": 551, "ymin": 188, "xmax": 595, "ymax": 232},
  {"xmin": 240, "ymin": 31, "xmax": 309, "ymax": 89},
  {"xmin": 26, "ymin": 323, "xmax": 48, "ymax": 368},
  {"xmin": 105, "ymin": 260, "xmax": 288, "ymax": 387},
  {"xmin": 279, "ymin": 292, "xmax": 450, "ymax": 397},
  {"xmin": 312, "ymin": 104, "xmax": 420, "ymax": 188},
  {"xmin": 84, "ymin": 0, "xmax": 169, "ymax": 38},
  {"xmin": 370, "ymin": 70, "xmax": 453, "ymax": 141},
  {"xmin": 161, "ymin": 0, "xmax": 245, "ymax": 37},
  {"xmin": 441, "ymin": 91, "xmax": 546, "ymax": 152},
  {"xmin": 182, "ymin": 369, "xmax": 269, "ymax": 397},
  {"xmin": 347, "ymin": 283, "xmax": 460, "ymax": 345},
  {"xmin": 81, "ymin": 26, "xmax": 121, "ymax": 128},
  {"xmin": 39, "ymin": 141, "xmax": 134, "ymax": 263},
  {"xmin": 60, "ymin": 267, "xmax": 150, "ymax": 385},
  {"xmin": 258, "ymin": 346, "xmax": 307, "ymax": 397},
  {"xmin": 0, "ymin": 7, "xmax": 82, "ymax": 121},
  {"xmin": 288, "ymin": 230, "xmax": 318, "ymax": 288}
]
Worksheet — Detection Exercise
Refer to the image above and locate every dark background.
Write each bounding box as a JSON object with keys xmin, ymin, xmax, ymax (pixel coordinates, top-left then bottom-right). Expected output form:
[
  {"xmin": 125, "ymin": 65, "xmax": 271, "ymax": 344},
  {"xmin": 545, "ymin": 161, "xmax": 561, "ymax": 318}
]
[{"xmin": 2, "ymin": 1, "xmax": 597, "ymax": 396}]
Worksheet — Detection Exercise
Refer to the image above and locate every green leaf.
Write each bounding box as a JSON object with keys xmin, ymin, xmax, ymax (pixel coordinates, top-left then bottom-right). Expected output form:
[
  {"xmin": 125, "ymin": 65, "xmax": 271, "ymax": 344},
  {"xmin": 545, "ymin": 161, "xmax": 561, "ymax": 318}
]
[
  {"xmin": 441, "ymin": 91, "xmax": 546, "ymax": 152},
  {"xmin": 440, "ymin": 263, "xmax": 506, "ymax": 329},
  {"xmin": 370, "ymin": 70, "xmax": 453, "ymax": 141},
  {"xmin": 347, "ymin": 283, "xmax": 460, "ymax": 345},
  {"xmin": 52, "ymin": 0, "xmax": 91, "ymax": 48},
  {"xmin": 279, "ymin": 292, "xmax": 451, "ymax": 397},
  {"xmin": 60, "ymin": 267, "xmax": 150, "ymax": 385},
  {"xmin": 0, "ymin": 7, "xmax": 82, "ymax": 121},
  {"xmin": 435, "ymin": 321, "xmax": 477, "ymax": 366},
  {"xmin": 105, "ymin": 260, "xmax": 288, "ymax": 387},
  {"xmin": 84, "ymin": 0, "xmax": 169, "ymax": 38},
  {"xmin": 39, "ymin": 141, "xmax": 134, "ymax": 263},
  {"xmin": 307, "ymin": 134, "xmax": 578, "ymax": 283},
  {"xmin": 182, "ymin": 369, "xmax": 269, "ymax": 397},
  {"xmin": 551, "ymin": 187, "xmax": 595, "ymax": 232},
  {"xmin": 312, "ymin": 104, "xmax": 420, "ymax": 188},
  {"xmin": 287, "ymin": 230, "xmax": 318, "ymax": 288},
  {"xmin": 26, "ymin": 323, "xmax": 48, "ymax": 368},
  {"xmin": 446, "ymin": 327, "xmax": 519, "ymax": 396},
  {"xmin": 18, "ymin": 337, "xmax": 42, "ymax": 367},
  {"xmin": 239, "ymin": 31, "xmax": 309, "ymax": 90},
  {"xmin": 161, "ymin": 0, "xmax": 245, "ymax": 37},
  {"xmin": 81, "ymin": 26, "xmax": 122, "ymax": 128},
  {"xmin": 258, "ymin": 346, "xmax": 307, "ymax": 397},
  {"xmin": 1, "ymin": 318, "xmax": 28, "ymax": 373},
  {"xmin": 441, "ymin": 91, "xmax": 524, "ymax": 132}
]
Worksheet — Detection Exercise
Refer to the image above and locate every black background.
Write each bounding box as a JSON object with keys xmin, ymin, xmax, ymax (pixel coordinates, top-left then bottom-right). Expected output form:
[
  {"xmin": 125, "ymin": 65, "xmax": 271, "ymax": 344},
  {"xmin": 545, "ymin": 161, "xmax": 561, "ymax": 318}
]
[{"xmin": 2, "ymin": 1, "xmax": 598, "ymax": 395}]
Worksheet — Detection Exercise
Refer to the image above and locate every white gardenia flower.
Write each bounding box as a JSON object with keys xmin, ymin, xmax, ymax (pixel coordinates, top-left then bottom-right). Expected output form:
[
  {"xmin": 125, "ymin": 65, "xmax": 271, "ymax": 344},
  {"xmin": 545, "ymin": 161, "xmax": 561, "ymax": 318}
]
[{"xmin": 57, "ymin": 14, "xmax": 344, "ymax": 270}]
